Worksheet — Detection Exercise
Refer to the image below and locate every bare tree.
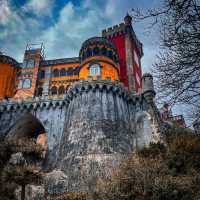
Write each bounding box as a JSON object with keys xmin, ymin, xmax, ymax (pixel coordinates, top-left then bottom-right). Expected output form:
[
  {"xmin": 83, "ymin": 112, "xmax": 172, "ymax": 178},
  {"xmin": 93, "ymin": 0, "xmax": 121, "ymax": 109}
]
[{"xmin": 133, "ymin": 0, "xmax": 200, "ymax": 120}]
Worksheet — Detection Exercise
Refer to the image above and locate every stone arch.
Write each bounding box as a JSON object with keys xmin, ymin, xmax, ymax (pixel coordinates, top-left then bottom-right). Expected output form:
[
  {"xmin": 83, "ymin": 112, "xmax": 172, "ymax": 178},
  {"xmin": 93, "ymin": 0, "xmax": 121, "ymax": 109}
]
[
  {"xmin": 6, "ymin": 113, "xmax": 45, "ymax": 140},
  {"xmin": 6, "ymin": 113, "xmax": 48, "ymax": 157}
]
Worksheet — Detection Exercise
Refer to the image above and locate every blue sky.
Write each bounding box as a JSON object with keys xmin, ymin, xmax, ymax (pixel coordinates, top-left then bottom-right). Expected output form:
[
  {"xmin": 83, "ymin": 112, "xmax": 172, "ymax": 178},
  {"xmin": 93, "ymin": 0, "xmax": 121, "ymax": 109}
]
[{"xmin": 0, "ymin": 0, "xmax": 162, "ymax": 73}]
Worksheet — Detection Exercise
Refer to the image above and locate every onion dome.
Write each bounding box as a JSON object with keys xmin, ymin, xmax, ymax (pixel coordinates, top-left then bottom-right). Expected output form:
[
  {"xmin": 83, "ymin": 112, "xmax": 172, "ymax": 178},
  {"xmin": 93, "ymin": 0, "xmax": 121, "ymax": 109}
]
[{"xmin": 79, "ymin": 37, "xmax": 119, "ymax": 64}]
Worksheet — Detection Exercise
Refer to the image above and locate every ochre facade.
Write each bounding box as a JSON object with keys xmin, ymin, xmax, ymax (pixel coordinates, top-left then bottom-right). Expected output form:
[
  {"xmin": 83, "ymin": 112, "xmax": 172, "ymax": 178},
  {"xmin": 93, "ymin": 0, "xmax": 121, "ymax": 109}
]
[
  {"xmin": 0, "ymin": 57, "xmax": 17, "ymax": 98},
  {"xmin": 0, "ymin": 14, "xmax": 143, "ymax": 99}
]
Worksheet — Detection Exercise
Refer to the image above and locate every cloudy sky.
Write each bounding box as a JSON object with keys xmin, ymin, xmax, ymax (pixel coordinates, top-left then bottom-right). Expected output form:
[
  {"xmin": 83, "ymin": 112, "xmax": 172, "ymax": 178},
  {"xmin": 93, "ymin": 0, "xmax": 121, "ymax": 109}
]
[{"xmin": 0, "ymin": 0, "xmax": 162, "ymax": 72}]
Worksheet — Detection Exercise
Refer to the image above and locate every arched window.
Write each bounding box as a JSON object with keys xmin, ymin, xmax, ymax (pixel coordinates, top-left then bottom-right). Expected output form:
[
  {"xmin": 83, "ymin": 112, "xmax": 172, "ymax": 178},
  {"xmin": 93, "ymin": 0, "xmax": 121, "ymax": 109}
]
[
  {"xmin": 65, "ymin": 85, "xmax": 69, "ymax": 93},
  {"xmin": 101, "ymin": 48, "xmax": 107, "ymax": 56},
  {"xmin": 18, "ymin": 80, "xmax": 23, "ymax": 89},
  {"xmin": 93, "ymin": 47, "xmax": 100, "ymax": 55},
  {"xmin": 37, "ymin": 87, "xmax": 43, "ymax": 97},
  {"xmin": 22, "ymin": 79, "xmax": 31, "ymax": 89},
  {"xmin": 113, "ymin": 55, "xmax": 117, "ymax": 62},
  {"xmin": 82, "ymin": 52, "xmax": 86, "ymax": 60},
  {"xmin": 86, "ymin": 48, "xmax": 92, "ymax": 58},
  {"xmin": 60, "ymin": 69, "xmax": 66, "ymax": 76},
  {"xmin": 51, "ymin": 86, "xmax": 57, "ymax": 95},
  {"xmin": 53, "ymin": 69, "xmax": 59, "ymax": 77},
  {"xmin": 40, "ymin": 70, "xmax": 45, "ymax": 79},
  {"xmin": 89, "ymin": 63, "xmax": 101, "ymax": 76},
  {"xmin": 108, "ymin": 50, "xmax": 113, "ymax": 60},
  {"xmin": 58, "ymin": 85, "xmax": 65, "ymax": 95}
]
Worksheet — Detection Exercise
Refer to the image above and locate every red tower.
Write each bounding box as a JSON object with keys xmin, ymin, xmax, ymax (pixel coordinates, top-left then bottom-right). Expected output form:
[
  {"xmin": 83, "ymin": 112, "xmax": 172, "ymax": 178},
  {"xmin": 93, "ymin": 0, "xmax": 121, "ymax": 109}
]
[{"xmin": 102, "ymin": 14, "xmax": 143, "ymax": 93}]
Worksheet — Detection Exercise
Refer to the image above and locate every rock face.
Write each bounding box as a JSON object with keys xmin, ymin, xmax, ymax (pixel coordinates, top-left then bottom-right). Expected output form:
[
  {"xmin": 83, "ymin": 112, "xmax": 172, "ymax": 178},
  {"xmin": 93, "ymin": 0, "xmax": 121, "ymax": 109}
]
[{"xmin": 0, "ymin": 79, "xmax": 163, "ymax": 194}]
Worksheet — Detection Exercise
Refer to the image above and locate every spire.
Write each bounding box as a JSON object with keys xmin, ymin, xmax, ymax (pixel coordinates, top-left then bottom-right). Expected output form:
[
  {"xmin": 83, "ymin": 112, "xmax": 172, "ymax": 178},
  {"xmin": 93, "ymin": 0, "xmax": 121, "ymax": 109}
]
[{"xmin": 124, "ymin": 12, "xmax": 132, "ymax": 26}]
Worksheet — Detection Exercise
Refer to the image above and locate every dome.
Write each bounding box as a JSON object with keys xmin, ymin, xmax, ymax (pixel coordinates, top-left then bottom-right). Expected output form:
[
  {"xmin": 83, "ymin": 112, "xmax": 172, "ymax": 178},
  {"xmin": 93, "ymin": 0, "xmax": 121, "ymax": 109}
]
[
  {"xmin": 0, "ymin": 54, "xmax": 18, "ymax": 67},
  {"xmin": 79, "ymin": 37, "xmax": 119, "ymax": 64}
]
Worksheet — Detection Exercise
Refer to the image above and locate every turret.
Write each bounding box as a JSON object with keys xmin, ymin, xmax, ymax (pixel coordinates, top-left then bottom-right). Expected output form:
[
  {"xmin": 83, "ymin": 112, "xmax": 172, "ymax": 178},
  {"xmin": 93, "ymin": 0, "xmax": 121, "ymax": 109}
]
[
  {"xmin": 102, "ymin": 14, "xmax": 143, "ymax": 93},
  {"xmin": 79, "ymin": 37, "xmax": 119, "ymax": 81},
  {"xmin": 14, "ymin": 44, "xmax": 44, "ymax": 98},
  {"xmin": 0, "ymin": 54, "xmax": 18, "ymax": 99},
  {"xmin": 142, "ymin": 73, "xmax": 156, "ymax": 102}
]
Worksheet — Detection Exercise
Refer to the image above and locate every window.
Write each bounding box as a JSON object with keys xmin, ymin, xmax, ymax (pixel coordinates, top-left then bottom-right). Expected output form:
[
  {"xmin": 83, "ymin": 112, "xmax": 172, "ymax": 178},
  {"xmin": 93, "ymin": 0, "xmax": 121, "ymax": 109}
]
[
  {"xmin": 22, "ymin": 59, "xmax": 35, "ymax": 68},
  {"xmin": 26, "ymin": 59, "xmax": 35, "ymax": 68},
  {"xmin": 18, "ymin": 80, "xmax": 23, "ymax": 89},
  {"xmin": 67, "ymin": 68, "xmax": 73, "ymax": 76},
  {"xmin": 93, "ymin": 47, "xmax": 100, "ymax": 55},
  {"xmin": 51, "ymin": 86, "xmax": 57, "ymax": 95},
  {"xmin": 53, "ymin": 69, "xmax": 59, "ymax": 77},
  {"xmin": 82, "ymin": 52, "xmax": 86, "ymax": 60},
  {"xmin": 86, "ymin": 48, "xmax": 92, "ymax": 58},
  {"xmin": 108, "ymin": 50, "xmax": 113, "ymax": 60},
  {"xmin": 60, "ymin": 69, "xmax": 66, "ymax": 76},
  {"xmin": 22, "ymin": 79, "xmax": 31, "ymax": 89},
  {"xmin": 58, "ymin": 85, "xmax": 65, "ymax": 95},
  {"xmin": 66, "ymin": 85, "xmax": 69, "ymax": 93},
  {"xmin": 89, "ymin": 63, "xmax": 101, "ymax": 76},
  {"xmin": 37, "ymin": 87, "xmax": 43, "ymax": 96},
  {"xmin": 101, "ymin": 48, "xmax": 107, "ymax": 56},
  {"xmin": 39, "ymin": 70, "xmax": 45, "ymax": 79}
]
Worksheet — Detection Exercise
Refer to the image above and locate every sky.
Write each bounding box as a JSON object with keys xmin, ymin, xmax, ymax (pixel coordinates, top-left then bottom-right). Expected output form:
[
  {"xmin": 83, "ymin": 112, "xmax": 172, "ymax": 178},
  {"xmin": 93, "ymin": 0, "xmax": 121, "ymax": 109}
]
[
  {"xmin": 0, "ymin": 0, "xmax": 162, "ymax": 73},
  {"xmin": 0, "ymin": 0, "xmax": 192, "ymax": 124}
]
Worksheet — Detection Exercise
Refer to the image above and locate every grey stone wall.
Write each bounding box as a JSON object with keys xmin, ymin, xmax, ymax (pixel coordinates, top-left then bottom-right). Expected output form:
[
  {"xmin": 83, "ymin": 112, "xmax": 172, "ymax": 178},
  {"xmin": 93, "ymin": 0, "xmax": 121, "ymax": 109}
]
[
  {"xmin": 0, "ymin": 79, "xmax": 163, "ymax": 194},
  {"xmin": 0, "ymin": 98, "xmax": 68, "ymax": 169}
]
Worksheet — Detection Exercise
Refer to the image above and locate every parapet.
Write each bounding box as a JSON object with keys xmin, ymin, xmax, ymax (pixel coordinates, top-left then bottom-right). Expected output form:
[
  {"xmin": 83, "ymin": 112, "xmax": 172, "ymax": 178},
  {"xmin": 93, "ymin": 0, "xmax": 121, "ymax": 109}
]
[
  {"xmin": 102, "ymin": 23, "xmax": 126, "ymax": 37},
  {"xmin": 0, "ymin": 98, "xmax": 68, "ymax": 112},
  {"xmin": 65, "ymin": 79, "xmax": 140, "ymax": 103}
]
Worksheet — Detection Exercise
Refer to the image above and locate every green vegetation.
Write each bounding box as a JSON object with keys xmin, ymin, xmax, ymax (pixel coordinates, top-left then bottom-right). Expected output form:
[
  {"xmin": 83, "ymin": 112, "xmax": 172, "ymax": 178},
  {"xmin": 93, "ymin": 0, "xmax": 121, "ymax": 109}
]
[
  {"xmin": 91, "ymin": 128, "xmax": 200, "ymax": 200},
  {"xmin": 1, "ymin": 126, "xmax": 200, "ymax": 200}
]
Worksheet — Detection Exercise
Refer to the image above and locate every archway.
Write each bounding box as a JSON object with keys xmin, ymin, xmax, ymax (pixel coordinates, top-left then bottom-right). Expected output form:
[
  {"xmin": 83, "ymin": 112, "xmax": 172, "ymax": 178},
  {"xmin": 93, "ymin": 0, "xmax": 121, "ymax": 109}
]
[{"xmin": 6, "ymin": 113, "xmax": 48, "ymax": 158}]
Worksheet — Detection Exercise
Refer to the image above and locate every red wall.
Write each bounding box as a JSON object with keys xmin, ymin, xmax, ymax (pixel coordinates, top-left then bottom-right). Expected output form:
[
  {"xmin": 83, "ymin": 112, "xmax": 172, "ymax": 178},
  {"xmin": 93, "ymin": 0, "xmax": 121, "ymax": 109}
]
[
  {"xmin": 108, "ymin": 35, "xmax": 129, "ymax": 87},
  {"xmin": 132, "ymin": 45, "xmax": 142, "ymax": 93}
]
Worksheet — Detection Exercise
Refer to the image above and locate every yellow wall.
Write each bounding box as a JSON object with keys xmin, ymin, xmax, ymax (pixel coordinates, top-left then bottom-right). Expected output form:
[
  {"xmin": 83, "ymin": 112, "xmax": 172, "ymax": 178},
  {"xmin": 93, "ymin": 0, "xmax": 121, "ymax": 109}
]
[
  {"xmin": 39, "ymin": 63, "xmax": 80, "ymax": 96},
  {"xmin": 79, "ymin": 56, "xmax": 119, "ymax": 81},
  {"xmin": 0, "ymin": 63, "xmax": 16, "ymax": 98}
]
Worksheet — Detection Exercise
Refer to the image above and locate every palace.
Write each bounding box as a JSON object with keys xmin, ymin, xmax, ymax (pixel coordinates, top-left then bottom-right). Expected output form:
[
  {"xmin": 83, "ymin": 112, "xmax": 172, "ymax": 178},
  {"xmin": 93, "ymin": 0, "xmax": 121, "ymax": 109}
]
[
  {"xmin": 1, "ymin": 14, "xmax": 193, "ymax": 195},
  {"xmin": 0, "ymin": 14, "xmax": 143, "ymax": 100}
]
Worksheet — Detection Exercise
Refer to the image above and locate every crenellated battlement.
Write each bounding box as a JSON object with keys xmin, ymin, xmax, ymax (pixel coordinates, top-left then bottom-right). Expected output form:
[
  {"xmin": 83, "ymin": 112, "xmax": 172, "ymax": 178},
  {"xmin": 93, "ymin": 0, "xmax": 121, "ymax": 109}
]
[
  {"xmin": 0, "ymin": 97, "xmax": 68, "ymax": 112},
  {"xmin": 102, "ymin": 23, "xmax": 125, "ymax": 37},
  {"xmin": 66, "ymin": 79, "xmax": 143, "ymax": 103}
]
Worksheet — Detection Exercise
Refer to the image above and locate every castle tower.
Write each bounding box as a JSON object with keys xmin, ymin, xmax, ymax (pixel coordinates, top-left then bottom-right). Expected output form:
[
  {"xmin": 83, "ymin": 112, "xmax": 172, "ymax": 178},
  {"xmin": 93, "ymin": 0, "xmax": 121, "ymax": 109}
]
[
  {"xmin": 79, "ymin": 37, "xmax": 119, "ymax": 81},
  {"xmin": 14, "ymin": 44, "xmax": 44, "ymax": 98},
  {"xmin": 102, "ymin": 14, "xmax": 143, "ymax": 93},
  {"xmin": 0, "ymin": 54, "xmax": 18, "ymax": 99}
]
